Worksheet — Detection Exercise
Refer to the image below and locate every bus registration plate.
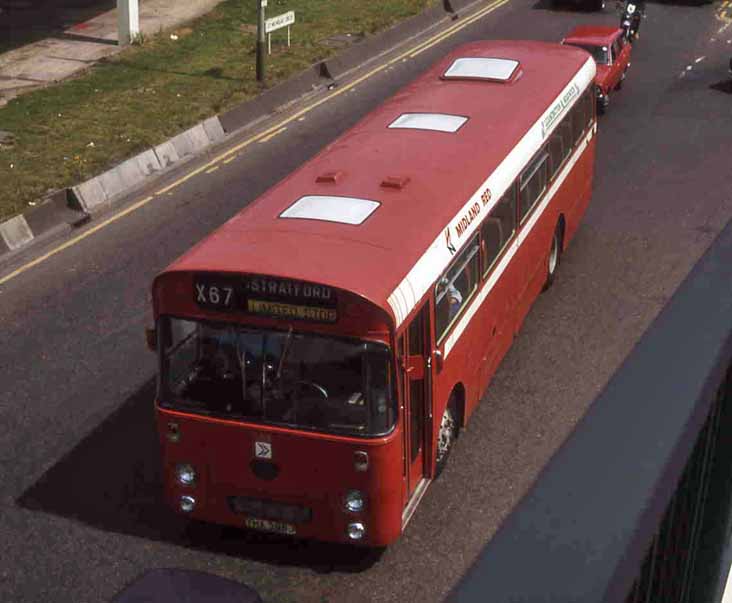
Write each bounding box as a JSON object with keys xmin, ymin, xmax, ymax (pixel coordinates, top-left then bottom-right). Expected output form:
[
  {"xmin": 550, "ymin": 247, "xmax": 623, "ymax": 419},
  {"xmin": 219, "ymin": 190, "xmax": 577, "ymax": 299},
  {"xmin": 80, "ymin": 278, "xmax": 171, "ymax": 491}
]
[{"xmin": 244, "ymin": 517, "xmax": 296, "ymax": 536}]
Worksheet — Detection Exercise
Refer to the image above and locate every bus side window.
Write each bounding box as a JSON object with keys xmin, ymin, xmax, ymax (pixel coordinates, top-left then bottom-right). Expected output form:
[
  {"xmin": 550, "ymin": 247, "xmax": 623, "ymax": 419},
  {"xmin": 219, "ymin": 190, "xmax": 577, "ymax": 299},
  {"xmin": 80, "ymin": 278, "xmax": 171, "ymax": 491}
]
[
  {"xmin": 571, "ymin": 97, "xmax": 587, "ymax": 141},
  {"xmin": 558, "ymin": 119, "xmax": 573, "ymax": 162},
  {"xmin": 519, "ymin": 152, "xmax": 548, "ymax": 223},
  {"xmin": 584, "ymin": 88, "xmax": 595, "ymax": 125},
  {"xmin": 435, "ymin": 234, "xmax": 480, "ymax": 341},
  {"xmin": 548, "ymin": 130, "xmax": 565, "ymax": 178},
  {"xmin": 574, "ymin": 89, "xmax": 593, "ymax": 138},
  {"xmin": 481, "ymin": 188, "xmax": 516, "ymax": 275}
]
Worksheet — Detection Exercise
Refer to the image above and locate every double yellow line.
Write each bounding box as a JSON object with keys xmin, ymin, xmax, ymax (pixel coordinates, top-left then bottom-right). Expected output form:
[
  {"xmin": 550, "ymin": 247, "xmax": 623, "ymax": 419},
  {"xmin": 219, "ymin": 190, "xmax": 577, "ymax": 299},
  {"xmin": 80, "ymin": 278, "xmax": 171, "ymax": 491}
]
[{"xmin": 0, "ymin": 0, "xmax": 511, "ymax": 287}]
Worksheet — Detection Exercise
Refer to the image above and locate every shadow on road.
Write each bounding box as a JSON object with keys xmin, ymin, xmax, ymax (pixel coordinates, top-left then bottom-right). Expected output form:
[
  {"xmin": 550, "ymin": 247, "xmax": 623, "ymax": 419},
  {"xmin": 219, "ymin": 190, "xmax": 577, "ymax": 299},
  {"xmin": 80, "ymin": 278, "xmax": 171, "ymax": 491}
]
[
  {"xmin": 530, "ymin": 0, "xmax": 570, "ymax": 12},
  {"xmin": 710, "ymin": 79, "xmax": 732, "ymax": 95},
  {"xmin": 17, "ymin": 378, "xmax": 382, "ymax": 574}
]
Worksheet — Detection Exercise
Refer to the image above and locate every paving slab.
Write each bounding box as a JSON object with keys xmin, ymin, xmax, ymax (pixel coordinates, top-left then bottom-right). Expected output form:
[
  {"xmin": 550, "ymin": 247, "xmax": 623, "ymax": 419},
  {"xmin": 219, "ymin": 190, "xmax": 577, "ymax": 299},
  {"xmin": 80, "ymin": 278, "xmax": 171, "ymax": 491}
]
[
  {"xmin": 202, "ymin": 117, "xmax": 225, "ymax": 144},
  {"xmin": 169, "ymin": 124, "xmax": 210, "ymax": 159},
  {"xmin": 0, "ymin": 214, "xmax": 33, "ymax": 250},
  {"xmin": 154, "ymin": 141, "xmax": 180, "ymax": 169},
  {"xmin": 72, "ymin": 176, "xmax": 107, "ymax": 213}
]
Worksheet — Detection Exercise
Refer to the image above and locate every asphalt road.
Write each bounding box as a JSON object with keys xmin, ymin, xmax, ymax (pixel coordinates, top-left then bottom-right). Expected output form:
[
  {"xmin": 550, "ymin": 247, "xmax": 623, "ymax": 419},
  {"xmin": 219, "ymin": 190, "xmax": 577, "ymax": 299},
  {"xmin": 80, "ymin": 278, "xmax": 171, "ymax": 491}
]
[{"xmin": 2, "ymin": 1, "xmax": 732, "ymax": 602}]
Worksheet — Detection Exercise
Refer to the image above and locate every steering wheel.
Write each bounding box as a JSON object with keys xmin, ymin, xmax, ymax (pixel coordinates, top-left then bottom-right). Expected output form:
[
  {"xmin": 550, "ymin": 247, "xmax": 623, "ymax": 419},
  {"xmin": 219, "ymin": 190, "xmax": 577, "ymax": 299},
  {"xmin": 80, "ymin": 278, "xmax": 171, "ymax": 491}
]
[{"xmin": 294, "ymin": 380, "xmax": 328, "ymax": 399}]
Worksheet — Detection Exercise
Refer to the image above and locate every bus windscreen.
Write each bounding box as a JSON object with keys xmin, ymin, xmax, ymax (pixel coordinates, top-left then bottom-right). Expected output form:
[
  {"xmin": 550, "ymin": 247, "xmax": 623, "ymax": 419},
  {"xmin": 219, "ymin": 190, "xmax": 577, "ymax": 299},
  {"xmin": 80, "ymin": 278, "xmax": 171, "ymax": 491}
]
[{"xmin": 160, "ymin": 318, "xmax": 394, "ymax": 436}]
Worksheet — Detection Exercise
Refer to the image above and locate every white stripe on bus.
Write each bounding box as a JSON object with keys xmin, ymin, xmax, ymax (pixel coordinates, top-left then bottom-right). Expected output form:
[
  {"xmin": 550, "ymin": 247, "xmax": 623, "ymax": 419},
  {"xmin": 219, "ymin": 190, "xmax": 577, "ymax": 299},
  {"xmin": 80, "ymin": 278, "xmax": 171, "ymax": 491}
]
[
  {"xmin": 387, "ymin": 56, "xmax": 596, "ymax": 327},
  {"xmin": 443, "ymin": 125, "xmax": 594, "ymax": 359}
]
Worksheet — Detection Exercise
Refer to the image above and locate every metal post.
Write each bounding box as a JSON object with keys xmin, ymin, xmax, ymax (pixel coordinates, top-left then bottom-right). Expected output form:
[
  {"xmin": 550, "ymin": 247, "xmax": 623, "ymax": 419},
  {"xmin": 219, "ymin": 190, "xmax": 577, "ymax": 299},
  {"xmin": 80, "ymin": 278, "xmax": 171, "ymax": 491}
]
[
  {"xmin": 256, "ymin": 0, "xmax": 265, "ymax": 82},
  {"xmin": 117, "ymin": 0, "xmax": 140, "ymax": 46}
]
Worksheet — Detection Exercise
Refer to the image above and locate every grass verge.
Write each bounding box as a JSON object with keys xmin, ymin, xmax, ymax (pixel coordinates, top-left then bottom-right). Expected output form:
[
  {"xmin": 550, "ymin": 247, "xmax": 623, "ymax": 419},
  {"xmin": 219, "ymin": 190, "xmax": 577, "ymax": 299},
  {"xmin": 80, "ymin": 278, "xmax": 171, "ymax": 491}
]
[{"xmin": 0, "ymin": 0, "xmax": 435, "ymax": 222}]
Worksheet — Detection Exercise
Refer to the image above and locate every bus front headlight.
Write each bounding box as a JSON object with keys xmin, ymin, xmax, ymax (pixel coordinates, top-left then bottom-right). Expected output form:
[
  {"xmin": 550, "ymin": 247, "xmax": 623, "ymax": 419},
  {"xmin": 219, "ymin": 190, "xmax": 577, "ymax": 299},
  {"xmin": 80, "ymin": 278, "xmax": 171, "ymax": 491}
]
[
  {"xmin": 344, "ymin": 490, "xmax": 366, "ymax": 513},
  {"xmin": 175, "ymin": 463, "xmax": 197, "ymax": 487}
]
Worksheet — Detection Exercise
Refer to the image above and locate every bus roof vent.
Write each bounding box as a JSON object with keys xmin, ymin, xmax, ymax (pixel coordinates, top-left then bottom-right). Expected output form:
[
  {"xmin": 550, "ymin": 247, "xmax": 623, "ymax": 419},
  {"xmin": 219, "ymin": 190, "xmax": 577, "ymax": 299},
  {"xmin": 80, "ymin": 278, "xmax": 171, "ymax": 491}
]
[
  {"xmin": 442, "ymin": 57, "xmax": 519, "ymax": 82},
  {"xmin": 381, "ymin": 175, "xmax": 410, "ymax": 190},
  {"xmin": 388, "ymin": 112, "xmax": 468, "ymax": 133},
  {"xmin": 280, "ymin": 195, "xmax": 380, "ymax": 225},
  {"xmin": 316, "ymin": 170, "xmax": 343, "ymax": 184}
]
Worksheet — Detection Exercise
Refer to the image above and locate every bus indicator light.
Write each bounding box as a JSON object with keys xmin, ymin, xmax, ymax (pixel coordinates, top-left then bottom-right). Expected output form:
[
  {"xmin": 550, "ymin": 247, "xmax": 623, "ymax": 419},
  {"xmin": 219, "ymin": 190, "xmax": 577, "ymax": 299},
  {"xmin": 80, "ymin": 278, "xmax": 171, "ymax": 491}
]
[
  {"xmin": 166, "ymin": 422, "xmax": 180, "ymax": 443},
  {"xmin": 354, "ymin": 451, "xmax": 368, "ymax": 472}
]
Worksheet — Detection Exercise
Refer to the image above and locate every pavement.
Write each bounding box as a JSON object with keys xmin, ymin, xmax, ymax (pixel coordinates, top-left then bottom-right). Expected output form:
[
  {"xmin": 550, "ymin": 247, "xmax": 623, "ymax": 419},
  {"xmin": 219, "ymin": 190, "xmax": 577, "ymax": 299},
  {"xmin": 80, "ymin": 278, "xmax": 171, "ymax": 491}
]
[
  {"xmin": 0, "ymin": 0, "xmax": 478, "ymax": 262},
  {"xmin": 0, "ymin": 0, "xmax": 225, "ymax": 106}
]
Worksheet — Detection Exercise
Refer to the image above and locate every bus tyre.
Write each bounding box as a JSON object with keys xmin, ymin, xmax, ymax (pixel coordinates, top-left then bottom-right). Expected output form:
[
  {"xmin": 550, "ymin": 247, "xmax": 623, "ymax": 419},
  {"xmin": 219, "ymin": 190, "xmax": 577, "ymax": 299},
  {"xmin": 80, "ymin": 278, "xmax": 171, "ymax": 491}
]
[
  {"xmin": 543, "ymin": 225, "xmax": 563, "ymax": 291},
  {"xmin": 435, "ymin": 398, "xmax": 459, "ymax": 478}
]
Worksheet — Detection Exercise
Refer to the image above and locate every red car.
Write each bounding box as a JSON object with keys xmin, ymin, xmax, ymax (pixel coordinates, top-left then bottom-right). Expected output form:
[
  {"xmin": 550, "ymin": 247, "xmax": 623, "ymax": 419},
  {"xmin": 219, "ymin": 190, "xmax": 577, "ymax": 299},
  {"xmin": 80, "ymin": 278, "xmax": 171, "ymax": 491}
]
[{"xmin": 562, "ymin": 25, "xmax": 632, "ymax": 113}]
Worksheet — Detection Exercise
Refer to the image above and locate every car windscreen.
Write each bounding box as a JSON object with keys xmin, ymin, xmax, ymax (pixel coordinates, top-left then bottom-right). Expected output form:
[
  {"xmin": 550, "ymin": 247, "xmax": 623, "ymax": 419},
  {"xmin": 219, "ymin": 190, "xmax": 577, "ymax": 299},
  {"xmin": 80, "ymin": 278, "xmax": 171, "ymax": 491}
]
[
  {"xmin": 159, "ymin": 317, "xmax": 395, "ymax": 436},
  {"xmin": 566, "ymin": 43, "xmax": 609, "ymax": 65}
]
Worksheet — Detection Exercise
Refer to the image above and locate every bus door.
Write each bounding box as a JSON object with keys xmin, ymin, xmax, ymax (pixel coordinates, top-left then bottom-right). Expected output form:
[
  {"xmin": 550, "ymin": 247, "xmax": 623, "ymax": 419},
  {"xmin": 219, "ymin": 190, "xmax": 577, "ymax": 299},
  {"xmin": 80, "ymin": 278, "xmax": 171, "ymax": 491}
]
[{"xmin": 400, "ymin": 303, "xmax": 432, "ymax": 500}]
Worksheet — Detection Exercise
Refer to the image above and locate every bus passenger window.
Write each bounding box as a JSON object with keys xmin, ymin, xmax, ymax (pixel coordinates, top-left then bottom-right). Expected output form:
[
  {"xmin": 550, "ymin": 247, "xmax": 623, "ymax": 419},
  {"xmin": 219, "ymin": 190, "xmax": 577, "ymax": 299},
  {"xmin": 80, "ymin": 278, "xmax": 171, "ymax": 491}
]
[
  {"xmin": 548, "ymin": 132, "xmax": 565, "ymax": 178},
  {"xmin": 571, "ymin": 101, "xmax": 587, "ymax": 141},
  {"xmin": 583, "ymin": 89, "xmax": 595, "ymax": 126},
  {"xmin": 558, "ymin": 120, "xmax": 573, "ymax": 161},
  {"xmin": 519, "ymin": 153, "xmax": 548, "ymax": 223},
  {"xmin": 435, "ymin": 235, "xmax": 480, "ymax": 341},
  {"xmin": 481, "ymin": 188, "xmax": 516, "ymax": 275}
]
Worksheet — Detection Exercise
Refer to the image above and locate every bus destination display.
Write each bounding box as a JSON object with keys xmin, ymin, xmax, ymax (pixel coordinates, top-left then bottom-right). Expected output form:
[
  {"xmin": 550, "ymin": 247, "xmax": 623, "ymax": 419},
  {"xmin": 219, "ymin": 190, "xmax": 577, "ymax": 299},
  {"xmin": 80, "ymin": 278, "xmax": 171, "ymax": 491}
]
[{"xmin": 194, "ymin": 274, "xmax": 337, "ymax": 323}]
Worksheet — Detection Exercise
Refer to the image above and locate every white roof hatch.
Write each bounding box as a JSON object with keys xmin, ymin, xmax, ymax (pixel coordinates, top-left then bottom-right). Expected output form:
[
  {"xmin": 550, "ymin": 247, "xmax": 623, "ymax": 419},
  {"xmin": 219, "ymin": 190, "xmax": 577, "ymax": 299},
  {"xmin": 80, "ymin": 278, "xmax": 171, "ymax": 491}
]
[
  {"xmin": 443, "ymin": 57, "xmax": 519, "ymax": 82},
  {"xmin": 388, "ymin": 113, "xmax": 468, "ymax": 133},
  {"xmin": 279, "ymin": 195, "xmax": 380, "ymax": 225}
]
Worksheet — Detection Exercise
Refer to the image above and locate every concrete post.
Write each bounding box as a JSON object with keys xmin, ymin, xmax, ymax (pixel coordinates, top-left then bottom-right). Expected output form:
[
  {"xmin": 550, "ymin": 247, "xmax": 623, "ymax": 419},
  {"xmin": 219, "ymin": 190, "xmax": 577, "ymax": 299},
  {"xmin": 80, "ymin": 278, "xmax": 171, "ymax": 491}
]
[{"xmin": 117, "ymin": 0, "xmax": 140, "ymax": 46}]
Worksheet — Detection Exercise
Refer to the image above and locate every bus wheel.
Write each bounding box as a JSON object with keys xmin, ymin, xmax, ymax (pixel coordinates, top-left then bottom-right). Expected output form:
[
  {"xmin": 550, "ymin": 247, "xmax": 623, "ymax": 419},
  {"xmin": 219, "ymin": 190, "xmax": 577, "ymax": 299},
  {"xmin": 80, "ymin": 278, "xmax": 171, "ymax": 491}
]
[
  {"xmin": 435, "ymin": 398, "xmax": 458, "ymax": 478},
  {"xmin": 543, "ymin": 224, "xmax": 563, "ymax": 291}
]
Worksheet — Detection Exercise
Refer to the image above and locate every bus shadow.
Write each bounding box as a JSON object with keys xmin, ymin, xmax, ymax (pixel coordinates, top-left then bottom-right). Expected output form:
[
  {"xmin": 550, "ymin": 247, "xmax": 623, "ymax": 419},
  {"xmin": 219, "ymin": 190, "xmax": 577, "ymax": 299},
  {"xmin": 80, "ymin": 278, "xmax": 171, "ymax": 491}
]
[
  {"xmin": 710, "ymin": 79, "xmax": 732, "ymax": 95},
  {"xmin": 16, "ymin": 378, "xmax": 381, "ymax": 573}
]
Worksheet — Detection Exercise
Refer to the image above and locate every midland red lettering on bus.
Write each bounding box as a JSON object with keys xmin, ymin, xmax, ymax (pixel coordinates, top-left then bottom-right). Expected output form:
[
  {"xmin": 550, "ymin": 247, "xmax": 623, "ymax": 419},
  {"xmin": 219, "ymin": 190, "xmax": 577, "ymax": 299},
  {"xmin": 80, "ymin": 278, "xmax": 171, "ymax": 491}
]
[{"xmin": 455, "ymin": 202, "xmax": 481, "ymax": 238}]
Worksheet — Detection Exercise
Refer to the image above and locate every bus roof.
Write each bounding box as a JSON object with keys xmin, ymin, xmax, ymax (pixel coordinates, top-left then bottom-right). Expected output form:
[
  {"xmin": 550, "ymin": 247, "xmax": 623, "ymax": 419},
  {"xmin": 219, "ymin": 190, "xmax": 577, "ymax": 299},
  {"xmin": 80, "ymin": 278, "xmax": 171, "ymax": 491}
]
[{"xmin": 164, "ymin": 40, "xmax": 595, "ymax": 328}]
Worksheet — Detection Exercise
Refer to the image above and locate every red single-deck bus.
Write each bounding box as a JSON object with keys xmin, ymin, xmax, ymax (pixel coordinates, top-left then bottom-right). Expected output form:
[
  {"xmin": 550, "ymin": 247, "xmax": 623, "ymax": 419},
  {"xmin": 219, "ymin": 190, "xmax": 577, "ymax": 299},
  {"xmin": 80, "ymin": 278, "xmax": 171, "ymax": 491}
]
[{"xmin": 149, "ymin": 40, "xmax": 597, "ymax": 546}]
